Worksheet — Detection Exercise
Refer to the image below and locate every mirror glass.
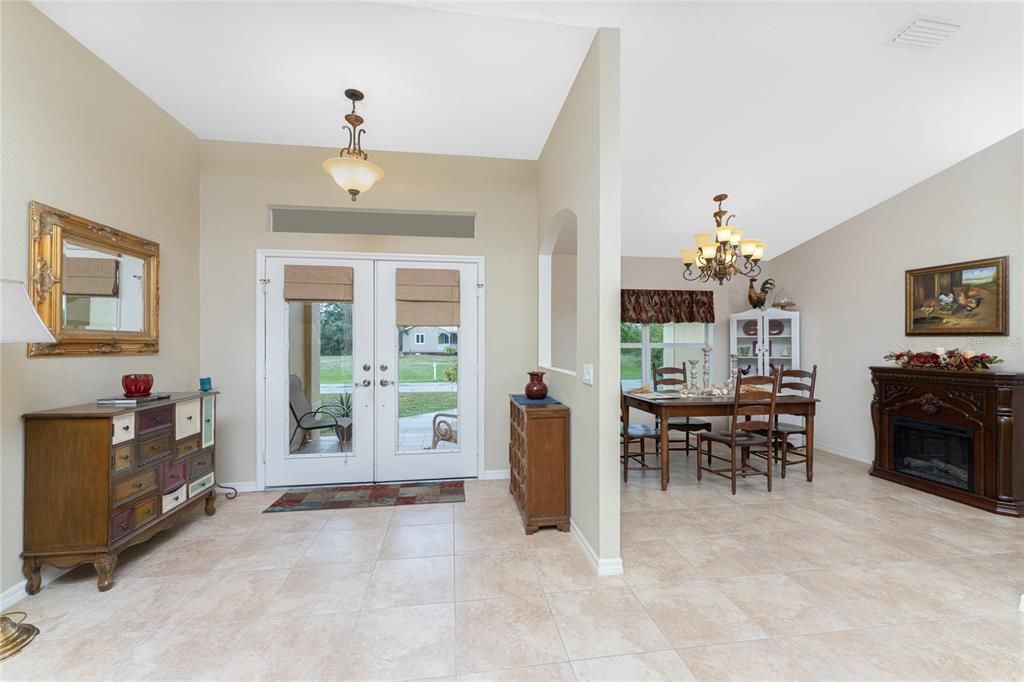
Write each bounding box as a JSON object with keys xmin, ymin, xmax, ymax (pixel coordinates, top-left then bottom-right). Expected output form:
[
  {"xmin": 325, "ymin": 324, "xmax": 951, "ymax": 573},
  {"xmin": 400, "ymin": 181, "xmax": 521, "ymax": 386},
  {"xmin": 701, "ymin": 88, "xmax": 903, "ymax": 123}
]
[{"xmin": 61, "ymin": 239, "xmax": 146, "ymax": 333}]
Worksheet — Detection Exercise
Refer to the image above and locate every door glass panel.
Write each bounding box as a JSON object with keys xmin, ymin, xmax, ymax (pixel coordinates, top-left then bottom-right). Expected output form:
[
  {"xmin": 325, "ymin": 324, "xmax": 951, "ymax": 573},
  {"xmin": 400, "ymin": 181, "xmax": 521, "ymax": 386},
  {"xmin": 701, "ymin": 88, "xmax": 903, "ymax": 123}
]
[
  {"xmin": 397, "ymin": 325, "xmax": 459, "ymax": 453},
  {"xmin": 288, "ymin": 301, "xmax": 354, "ymax": 456}
]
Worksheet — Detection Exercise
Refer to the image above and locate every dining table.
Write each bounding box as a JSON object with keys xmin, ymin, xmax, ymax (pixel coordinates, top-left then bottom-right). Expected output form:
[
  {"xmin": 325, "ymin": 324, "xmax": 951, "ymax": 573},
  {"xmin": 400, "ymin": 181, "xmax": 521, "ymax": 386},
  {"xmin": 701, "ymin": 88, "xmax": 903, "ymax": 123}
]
[{"xmin": 622, "ymin": 392, "xmax": 820, "ymax": 490}]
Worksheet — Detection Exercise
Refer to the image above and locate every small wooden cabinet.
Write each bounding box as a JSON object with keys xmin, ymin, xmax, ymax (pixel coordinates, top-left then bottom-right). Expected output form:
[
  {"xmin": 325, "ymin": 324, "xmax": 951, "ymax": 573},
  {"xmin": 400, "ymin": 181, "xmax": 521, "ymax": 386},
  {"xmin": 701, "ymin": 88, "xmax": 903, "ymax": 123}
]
[
  {"xmin": 22, "ymin": 392, "xmax": 219, "ymax": 593},
  {"xmin": 509, "ymin": 395, "xmax": 569, "ymax": 534}
]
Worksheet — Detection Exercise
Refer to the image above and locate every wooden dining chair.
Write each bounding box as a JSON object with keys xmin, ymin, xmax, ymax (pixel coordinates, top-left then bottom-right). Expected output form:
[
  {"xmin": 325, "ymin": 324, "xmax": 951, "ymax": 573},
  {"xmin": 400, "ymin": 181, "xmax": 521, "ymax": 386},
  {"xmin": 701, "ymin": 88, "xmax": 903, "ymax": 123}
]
[
  {"xmin": 621, "ymin": 388, "xmax": 663, "ymax": 481},
  {"xmin": 653, "ymin": 366, "xmax": 711, "ymax": 457},
  {"xmin": 695, "ymin": 372, "xmax": 781, "ymax": 494},
  {"xmin": 772, "ymin": 366, "xmax": 817, "ymax": 481}
]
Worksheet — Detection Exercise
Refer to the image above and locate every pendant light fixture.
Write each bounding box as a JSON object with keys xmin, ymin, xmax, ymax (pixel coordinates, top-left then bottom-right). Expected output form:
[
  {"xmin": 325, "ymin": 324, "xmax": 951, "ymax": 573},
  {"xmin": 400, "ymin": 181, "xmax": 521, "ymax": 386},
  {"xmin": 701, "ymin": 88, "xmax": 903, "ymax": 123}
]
[
  {"xmin": 323, "ymin": 89, "xmax": 384, "ymax": 201},
  {"xmin": 680, "ymin": 194, "xmax": 766, "ymax": 285}
]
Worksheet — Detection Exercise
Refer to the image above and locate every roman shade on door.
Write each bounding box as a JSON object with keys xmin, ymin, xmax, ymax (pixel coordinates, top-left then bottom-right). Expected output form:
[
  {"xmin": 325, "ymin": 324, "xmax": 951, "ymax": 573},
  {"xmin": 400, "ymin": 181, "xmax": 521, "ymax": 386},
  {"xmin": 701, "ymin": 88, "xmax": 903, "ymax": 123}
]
[
  {"xmin": 395, "ymin": 268, "xmax": 460, "ymax": 326},
  {"xmin": 63, "ymin": 257, "xmax": 118, "ymax": 296},
  {"xmin": 282, "ymin": 264, "xmax": 354, "ymax": 302}
]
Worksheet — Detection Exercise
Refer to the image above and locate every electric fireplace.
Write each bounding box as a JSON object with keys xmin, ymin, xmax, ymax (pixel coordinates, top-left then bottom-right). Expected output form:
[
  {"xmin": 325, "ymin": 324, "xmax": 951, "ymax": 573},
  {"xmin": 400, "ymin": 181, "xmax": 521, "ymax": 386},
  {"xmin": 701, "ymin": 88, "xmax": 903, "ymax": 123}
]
[
  {"xmin": 892, "ymin": 417, "xmax": 973, "ymax": 491},
  {"xmin": 870, "ymin": 366, "xmax": 1024, "ymax": 516}
]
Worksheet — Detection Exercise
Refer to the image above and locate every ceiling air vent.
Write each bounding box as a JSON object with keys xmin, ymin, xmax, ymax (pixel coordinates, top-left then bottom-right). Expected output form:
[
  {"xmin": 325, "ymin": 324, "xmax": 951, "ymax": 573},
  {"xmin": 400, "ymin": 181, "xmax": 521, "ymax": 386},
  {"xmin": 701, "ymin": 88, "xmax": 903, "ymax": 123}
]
[{"xmin": 889, "ymin": 17, "xmax": 960, "ymax": 50}]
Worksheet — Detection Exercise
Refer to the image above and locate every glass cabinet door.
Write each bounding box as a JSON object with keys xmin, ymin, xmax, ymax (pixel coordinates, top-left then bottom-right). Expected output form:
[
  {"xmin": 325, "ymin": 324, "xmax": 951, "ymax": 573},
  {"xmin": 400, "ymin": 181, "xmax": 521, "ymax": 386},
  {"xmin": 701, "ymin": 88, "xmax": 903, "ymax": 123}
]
[{"xmin": 201, "ymin": 395, "xmax": 216, "ymax": 448}]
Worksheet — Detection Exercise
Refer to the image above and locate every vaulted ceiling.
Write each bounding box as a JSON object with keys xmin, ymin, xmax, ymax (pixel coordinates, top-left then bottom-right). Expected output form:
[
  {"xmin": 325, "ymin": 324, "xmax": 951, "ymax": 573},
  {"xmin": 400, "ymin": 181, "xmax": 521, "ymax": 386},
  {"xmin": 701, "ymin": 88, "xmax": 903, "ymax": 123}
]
[{"xmin": 35, "ymin": 1, "xmax": 1024, "ymax": 258}]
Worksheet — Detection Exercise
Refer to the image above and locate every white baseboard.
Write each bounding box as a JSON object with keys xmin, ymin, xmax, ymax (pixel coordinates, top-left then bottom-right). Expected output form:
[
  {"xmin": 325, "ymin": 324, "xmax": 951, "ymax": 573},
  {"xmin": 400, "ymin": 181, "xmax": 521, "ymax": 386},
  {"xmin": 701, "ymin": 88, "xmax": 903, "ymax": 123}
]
[
  {"xmin": 570, "ymin": 518, "xmax": 624, "ymax": 576},
  {"xmin": 218, "ymin": 480, "xmax": 262, "ymax": 493},
  {"xmin": 1, "ymin": 565, "xmax": 70, "ymax": 611},
  {"xmin": 482, "ymin": 469, "xmax": 510, "ymax": 480},
  {"xmin": 816, "ymin": 441, "xmax": 872, "ymax": 464}
]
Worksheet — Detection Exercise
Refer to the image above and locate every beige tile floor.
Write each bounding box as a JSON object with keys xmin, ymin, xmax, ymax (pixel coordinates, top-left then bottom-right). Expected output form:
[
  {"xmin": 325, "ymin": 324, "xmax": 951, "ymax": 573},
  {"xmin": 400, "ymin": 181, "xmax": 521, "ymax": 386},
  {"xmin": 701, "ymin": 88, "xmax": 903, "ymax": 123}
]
[{"xmin": 3, "ymin": 450, "xmax": 1022, "ymax": 681}]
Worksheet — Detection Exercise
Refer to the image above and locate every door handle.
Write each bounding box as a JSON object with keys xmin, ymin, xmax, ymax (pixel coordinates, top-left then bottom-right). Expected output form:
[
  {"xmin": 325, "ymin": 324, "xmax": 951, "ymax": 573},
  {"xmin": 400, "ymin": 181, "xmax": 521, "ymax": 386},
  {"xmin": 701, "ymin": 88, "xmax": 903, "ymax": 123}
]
[
  {"xmin": 363, "ymin": 364, "xmax": 372, "ymax": 372},
  {"xmin": 379, "ymin": 364, "xmax": 388, "ymax": 372},
  {"xmin": 359, "ymin": 379, "xmax": 371, "ymax": 387},
  {"xmin": 380, "ymin": 379, "xmax": 393, "ymax": 387}
]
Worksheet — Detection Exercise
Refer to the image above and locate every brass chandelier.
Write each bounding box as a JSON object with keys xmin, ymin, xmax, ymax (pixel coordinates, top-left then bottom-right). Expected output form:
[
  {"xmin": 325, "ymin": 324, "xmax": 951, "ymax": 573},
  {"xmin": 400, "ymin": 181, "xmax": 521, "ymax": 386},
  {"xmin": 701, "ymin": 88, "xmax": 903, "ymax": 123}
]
[
  {"xmin": 323, "ymin": 88, "xmax": 384, "ymax": 201},
  {"xmin": 681, "ymin": 193, "xmax": 766, "ymax": 285}
]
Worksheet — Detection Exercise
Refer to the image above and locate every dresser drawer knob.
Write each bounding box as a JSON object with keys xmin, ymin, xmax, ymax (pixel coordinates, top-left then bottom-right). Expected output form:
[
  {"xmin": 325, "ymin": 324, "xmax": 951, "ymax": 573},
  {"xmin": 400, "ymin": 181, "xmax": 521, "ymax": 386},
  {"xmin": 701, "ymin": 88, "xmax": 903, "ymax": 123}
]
[
  {"xmin": 173, "ymin": 495, "xmax": 180, "ymax": 502},
  {"xmin": 119, "ymin": 521, "xmax": 129, "ymax": 530},
  {"xmin": 143, "ymin": 508, "xmax": 153, "ymax": 517},
  {"xmin": 133, "ymin": 482, "xmax": 143, "ymax": 489},
  {"xmin": 187, "ymin": 415, "xmax": 193, "ymax": 421},
  {"xmin": 120, "ymin": 453, "xmax": 130, "ymax": 461},
  {"xmin": 122, "ymin": 425, "xmax": 131, "ymax": 431}
]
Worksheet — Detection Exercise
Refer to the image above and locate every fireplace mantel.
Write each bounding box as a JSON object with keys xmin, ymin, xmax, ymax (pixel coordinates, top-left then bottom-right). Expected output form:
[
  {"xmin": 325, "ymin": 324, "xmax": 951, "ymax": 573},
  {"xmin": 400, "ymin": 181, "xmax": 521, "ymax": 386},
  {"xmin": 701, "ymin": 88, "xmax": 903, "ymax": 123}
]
[{"xmin": 870, "ymin": 366, "xmax": 1024, "ymax": 516}]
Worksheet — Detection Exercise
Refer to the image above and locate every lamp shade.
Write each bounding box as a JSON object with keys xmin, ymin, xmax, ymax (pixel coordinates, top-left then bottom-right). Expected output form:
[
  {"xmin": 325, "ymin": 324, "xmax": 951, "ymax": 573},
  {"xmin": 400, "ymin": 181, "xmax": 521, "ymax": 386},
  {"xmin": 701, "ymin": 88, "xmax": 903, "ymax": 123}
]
[
  {"xmin": 0, "ymin": 279, "xmax": 55, "ymax": 343},
  {"xmin": 323, "ymin": 156, "xmax": 384, "ymax": 200}
]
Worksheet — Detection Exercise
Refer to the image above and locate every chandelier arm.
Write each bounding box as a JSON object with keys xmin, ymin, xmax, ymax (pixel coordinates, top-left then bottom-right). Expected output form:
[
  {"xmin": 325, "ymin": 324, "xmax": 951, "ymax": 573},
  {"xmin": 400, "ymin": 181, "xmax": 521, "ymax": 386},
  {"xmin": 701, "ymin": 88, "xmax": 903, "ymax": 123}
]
[
  {"xmin": 343, "ymin": 126, "xmax": 354, "ymax": 155},
  {"xmin": 355, "ymin": 128, "xmax": 367, "ymax": 157}
]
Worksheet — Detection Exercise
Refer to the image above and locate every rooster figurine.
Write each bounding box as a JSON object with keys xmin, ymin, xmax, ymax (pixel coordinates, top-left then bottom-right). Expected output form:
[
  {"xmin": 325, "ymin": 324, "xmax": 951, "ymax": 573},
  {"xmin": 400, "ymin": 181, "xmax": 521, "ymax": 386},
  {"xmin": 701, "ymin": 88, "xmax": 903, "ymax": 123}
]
[{"xmin": 747, "ymin": 278, "xmax": 776, "ymax": 310}]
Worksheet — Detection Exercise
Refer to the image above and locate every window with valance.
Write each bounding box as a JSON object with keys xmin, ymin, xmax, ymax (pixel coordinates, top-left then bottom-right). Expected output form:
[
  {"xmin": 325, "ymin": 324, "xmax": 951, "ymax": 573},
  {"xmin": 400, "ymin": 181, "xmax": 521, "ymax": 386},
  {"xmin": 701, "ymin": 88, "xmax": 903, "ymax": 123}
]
[{"xmin": 620, "ymin": 289, "xmax": 715, "ymax": 389}]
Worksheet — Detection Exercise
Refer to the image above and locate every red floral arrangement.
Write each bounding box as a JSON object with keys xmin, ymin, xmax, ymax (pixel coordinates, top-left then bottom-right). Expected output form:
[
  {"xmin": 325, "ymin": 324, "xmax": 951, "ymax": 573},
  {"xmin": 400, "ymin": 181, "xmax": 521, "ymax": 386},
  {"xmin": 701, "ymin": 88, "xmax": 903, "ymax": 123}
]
[{"xmin": 883, "ymin": 348, "xmax": 1003, "ymax": 371}]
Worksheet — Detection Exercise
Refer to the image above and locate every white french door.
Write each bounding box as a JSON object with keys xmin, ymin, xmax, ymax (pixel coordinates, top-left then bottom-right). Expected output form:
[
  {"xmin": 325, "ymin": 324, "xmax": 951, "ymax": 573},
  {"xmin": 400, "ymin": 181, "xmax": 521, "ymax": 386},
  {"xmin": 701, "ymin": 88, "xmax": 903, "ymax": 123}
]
[
  {"xmin": 263, "ymin": 255, "xmax": 479, "ymax": 487},
  {"xmin": 374, "ymin": 261, "xmax": 478, "ymax": 481}
]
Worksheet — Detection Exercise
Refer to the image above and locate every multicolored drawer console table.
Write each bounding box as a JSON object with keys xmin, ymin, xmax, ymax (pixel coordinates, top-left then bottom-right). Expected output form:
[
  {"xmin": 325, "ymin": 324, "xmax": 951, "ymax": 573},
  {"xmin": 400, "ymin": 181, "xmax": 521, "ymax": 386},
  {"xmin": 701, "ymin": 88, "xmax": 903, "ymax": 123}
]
[{"xmin": 22, "ymin": 391, "xmax": 218, "ymax": 593}]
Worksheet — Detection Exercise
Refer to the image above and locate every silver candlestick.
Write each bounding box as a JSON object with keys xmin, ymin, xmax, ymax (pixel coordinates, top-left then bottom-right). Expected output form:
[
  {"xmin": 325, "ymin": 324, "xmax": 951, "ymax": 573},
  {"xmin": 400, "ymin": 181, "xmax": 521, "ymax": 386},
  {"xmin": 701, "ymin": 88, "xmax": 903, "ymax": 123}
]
[
  {"xmin": 687, "ymin": 359, "xmax": 699, "ymax": 391},
  {"xmin": 702, "ymin": 346, "xmax": 712, "ymax": 389},
  {"xmin": 728, "ymin": 354, "xmax": 738, "ymax": 393}
]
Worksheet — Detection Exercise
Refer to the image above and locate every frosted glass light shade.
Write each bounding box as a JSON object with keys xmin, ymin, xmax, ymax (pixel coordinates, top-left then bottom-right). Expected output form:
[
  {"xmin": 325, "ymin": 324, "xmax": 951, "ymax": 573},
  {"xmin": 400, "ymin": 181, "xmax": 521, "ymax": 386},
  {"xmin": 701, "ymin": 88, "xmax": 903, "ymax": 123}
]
[
  {"xmin": 694, "ymin": 232, "xmax": 712, "ymax": 246},
  {"xmin": 323, "ymin": 156, "xmax": 384, "ymax": 200},
  {"xmin": 699, "ymin": 242, "xmax": 719, "ymax": 260},
  {"xmin": 729, "ymin": 230, "xmax": 743, "ymax": 245},
  {"xmin": 740, "ymin": 239, "xmax": 758, "ymax": 257},
  {"xmin": 0, "ymin": 279, "xmax": 55, "ymax": 343},
  {"xmin": 752, "ymin": 242, "xmax": 766, "ymax": 261},
  {"xmin": 681, "ymin": 249, "xmax": 696, "ymax": 265},
  {"xmin": 715, "ymin": 225, "xmax": 732, "ymax": 243}
]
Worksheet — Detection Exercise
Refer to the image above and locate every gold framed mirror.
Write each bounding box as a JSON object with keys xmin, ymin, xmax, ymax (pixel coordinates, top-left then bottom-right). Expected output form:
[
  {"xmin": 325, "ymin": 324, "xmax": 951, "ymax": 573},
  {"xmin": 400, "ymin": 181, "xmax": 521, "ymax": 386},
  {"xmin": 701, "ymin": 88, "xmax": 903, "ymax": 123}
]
[{"xmin": 28, "ymin": 202, "xmax": 159, "ymax": 356}]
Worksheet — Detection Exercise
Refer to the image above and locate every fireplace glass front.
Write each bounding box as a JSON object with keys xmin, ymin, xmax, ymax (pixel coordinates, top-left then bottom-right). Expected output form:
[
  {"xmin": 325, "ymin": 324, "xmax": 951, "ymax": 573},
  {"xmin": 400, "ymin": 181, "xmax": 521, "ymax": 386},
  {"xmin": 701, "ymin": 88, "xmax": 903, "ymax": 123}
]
[{"xmin": 892, "ymin": 417, "xmax": 974, "ymax": 491}]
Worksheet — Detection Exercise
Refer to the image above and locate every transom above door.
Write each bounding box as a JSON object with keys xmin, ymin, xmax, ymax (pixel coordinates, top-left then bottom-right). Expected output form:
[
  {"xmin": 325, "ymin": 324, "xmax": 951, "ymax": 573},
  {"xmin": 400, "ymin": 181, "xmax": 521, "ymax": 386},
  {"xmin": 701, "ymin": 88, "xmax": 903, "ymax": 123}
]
[{"xmin": 260, "ymin": 253, "xmax": 480, "ymax": 488}]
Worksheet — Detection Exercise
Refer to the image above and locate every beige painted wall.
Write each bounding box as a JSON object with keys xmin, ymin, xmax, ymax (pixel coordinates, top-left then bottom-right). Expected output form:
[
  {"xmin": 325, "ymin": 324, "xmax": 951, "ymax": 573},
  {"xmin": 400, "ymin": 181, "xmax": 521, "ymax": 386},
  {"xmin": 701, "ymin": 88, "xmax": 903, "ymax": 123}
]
[
  {"xmin": 0, "ymin": 2, "xmax": 200, "ymax": 593},
  {"xmin": 764, "ymin": 130, "xmax": 1024, "ymax": 462},
  {"xmin": 550, "ymin": 253, "xmax": 578, "ymax": 370},
  {"xmin": 537, "ymin": 28, "xmax": 621, "ymax": 562},
  {"xmin": 199, "ymin": 141, "xmax": 537, "ymax": 484}
]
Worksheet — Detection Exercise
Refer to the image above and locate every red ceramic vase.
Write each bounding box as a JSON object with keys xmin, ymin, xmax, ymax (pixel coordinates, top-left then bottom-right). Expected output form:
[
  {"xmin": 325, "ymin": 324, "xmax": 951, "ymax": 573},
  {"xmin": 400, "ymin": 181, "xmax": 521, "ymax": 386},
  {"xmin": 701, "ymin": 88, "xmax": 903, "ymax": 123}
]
[
  {"xmin": 525, "ymin": 371, "xmax": 548, "ymax": 400},
  {"xmin": 122, "ymin": 373, "xmax": 154, "ymax": 398}
]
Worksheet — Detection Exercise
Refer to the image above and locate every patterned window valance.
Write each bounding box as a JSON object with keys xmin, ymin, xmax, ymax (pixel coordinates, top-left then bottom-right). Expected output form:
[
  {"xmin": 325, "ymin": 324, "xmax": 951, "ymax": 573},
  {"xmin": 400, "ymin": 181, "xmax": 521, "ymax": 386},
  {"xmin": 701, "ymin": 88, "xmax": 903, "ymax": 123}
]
[{"xmin": 621, "ymin": 289, "xmax": 715, "ymax": 324}]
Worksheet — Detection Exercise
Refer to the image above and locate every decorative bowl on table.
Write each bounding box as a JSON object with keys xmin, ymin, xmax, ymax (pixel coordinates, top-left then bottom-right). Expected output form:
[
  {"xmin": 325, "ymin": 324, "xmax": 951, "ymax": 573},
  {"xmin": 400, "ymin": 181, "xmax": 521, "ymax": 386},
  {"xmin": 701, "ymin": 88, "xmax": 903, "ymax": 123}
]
[{"xmin": 122, "ymin": 373, "xmax": 154, "ymax": 398}]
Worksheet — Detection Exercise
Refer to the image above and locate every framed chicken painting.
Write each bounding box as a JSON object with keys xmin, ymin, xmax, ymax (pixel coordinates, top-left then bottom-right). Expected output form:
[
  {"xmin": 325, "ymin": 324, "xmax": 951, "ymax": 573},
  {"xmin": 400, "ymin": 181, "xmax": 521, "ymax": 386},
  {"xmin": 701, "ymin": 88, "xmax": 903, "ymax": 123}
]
[{"xmin": 905, "ymin": 256, "xmax": 1008, "ymax": 336}]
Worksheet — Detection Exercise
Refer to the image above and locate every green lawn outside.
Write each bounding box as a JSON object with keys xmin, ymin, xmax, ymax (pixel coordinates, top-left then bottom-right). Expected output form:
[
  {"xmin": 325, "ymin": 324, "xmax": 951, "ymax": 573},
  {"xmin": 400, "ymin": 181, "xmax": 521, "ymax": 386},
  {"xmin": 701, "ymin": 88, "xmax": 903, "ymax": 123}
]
[
  {"xmin": 322, "ymin": 391, "xmax": 456, "ymax": 418},
  {"xmin": 399, "ymin": 392, "xmax": 457, "ymax": 418},
  {"xmin": 318, "ymin": 354, "xmax": 457, "ymax": 384},
  {"xmin": 621, "ymin": 349, "xmax": 642, "ymax": 381}
]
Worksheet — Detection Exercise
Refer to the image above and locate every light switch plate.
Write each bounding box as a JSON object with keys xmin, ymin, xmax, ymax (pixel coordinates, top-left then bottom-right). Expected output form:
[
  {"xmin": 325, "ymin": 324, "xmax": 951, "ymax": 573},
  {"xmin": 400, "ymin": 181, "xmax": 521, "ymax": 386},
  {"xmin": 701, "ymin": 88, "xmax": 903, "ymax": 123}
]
[{"xmin": 582, "ymin": 364, "xmax": 594, "ymax": 385}]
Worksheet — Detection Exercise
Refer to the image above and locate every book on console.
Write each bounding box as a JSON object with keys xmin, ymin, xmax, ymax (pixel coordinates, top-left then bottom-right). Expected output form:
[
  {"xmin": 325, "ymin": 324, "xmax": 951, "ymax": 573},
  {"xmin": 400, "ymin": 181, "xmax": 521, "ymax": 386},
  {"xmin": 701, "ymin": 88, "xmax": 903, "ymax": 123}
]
[{"xmin": 96, "ymin": 393, "xmax": 171, "ymax": 406}]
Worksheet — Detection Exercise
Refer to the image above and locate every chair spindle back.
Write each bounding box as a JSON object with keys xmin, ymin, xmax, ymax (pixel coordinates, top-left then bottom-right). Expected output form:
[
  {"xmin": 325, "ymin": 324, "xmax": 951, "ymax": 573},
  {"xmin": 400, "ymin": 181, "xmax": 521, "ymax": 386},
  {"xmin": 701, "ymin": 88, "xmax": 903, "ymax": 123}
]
[
  {"xmin": 730, "ymin": 372, "xmax": 781, "ymax": 442},
  {"xmin": 654, "ymin": 366, "xmax": 687, "ymax": 391}
]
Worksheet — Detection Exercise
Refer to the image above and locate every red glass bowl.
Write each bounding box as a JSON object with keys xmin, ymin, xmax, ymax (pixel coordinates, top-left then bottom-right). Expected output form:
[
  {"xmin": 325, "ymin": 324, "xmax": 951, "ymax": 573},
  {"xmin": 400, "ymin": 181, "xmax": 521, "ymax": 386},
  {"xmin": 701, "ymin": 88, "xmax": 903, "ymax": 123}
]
[{"xmin": 122, "ymin": 374, "xmax": 154, "ymax": 398}]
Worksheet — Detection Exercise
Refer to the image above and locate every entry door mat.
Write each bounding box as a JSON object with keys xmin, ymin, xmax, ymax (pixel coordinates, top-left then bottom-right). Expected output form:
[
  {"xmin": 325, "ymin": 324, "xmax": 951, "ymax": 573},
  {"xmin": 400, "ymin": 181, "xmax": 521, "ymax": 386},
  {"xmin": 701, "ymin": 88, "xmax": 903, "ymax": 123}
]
[{"xmin": 263, "ymin": 481, "xmax": 465, "ymax": 512}]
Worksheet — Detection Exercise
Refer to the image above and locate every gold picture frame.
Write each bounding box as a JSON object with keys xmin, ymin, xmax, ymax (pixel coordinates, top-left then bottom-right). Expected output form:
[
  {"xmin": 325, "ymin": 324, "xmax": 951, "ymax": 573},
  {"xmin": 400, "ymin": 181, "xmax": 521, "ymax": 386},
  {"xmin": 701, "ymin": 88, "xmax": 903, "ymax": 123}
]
[
  {"xmin": 28, "ymin": 201, "xmax": 159, "ymax": 356},
  {"xmin": 905, "ymin": 256, "xmax": 1008, "ymax": 336}
]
